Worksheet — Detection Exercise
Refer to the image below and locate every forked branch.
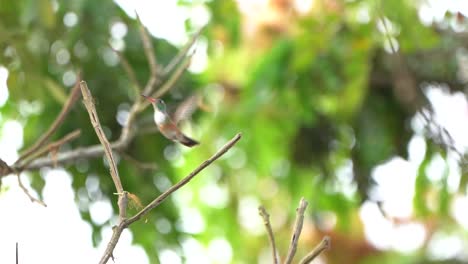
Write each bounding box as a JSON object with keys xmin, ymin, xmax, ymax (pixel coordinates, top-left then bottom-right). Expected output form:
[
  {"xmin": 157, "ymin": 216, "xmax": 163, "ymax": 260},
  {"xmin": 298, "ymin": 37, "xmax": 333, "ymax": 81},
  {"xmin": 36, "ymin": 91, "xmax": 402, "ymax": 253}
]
[
  {"xmin": 99, "ymin": 133, "xmax": 242, "ymax": 264},
  {"xmin": 14, "ymin": 78, "xmax": 82, "ymax": 165},
  {"xmin": 259, "ymin": 198, "xmax": 330, "ymax": 263}
]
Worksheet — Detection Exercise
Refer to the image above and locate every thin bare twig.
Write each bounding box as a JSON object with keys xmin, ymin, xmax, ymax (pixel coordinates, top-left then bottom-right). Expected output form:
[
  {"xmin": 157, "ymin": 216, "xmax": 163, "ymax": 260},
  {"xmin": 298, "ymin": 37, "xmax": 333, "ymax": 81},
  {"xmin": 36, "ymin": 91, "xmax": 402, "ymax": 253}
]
[
  {"xmin": 44, "ymin": 130, "xmax": 81, "ymax": 152},
  {"xmin": 9, "ymin": 143, "xmax": 111, "ymax": 173},
  {"xmin": 259, "ymin": 206, "xmax": 279, "ymax": 264},
  {"xmin": 299, "ymin": 236, "xmax": 331, "ymax": 264},
  {"xmin": 162, "ymin": 26, "xmax": 204, "ymax": 75},
  {"xmin": 138, "ymin": 52, "xmax": 193, "ymax": 110},
  {"xmin": 112, "ymin": 47, "xmax": 142, "ymax": 97},
  {"xmin": 16, "ymin": 242, "xmax": 18, "ymax": 264},
  {"xmin": 153, "ymin": 52, "xmax": 193, "ymax": 99},
  {"xmin": 136, "ymin": 13, "xmax": 160, "ymax": 96},
  {"xmin": 16, "ymin": 172, "xmax": 47, "ymax": 207},
  {"xmin": 119, "ymin": 151, "xmax": 158, "ymax": 171},
  {"xmin": 7, "ymin": 108, "xmax": 137, "ymax": 175},
  {"xmin": 15, "ymin": 78, "xmax": 82, "ymax": 164},
  {"xmin": 284, "ymin": 197, "xmax": 308, "ymax": 264},
  {"xmin": 79, "ymin": 81, "xmax": 123, "ymax": 194},
  {"xmin": 142, "ymin": 69, "xmax": 160, "ymax": 99},
  {"xmin": 130, "ymin": 132, "xmax": 241, "ymax": 225},
  {"xmin": 136, "ymin": 13, "xmax": 158, "ymax": 75},
  {"xmin": 19, "ymin": 130, "xmax": 81, "ymax": 170},
  {"xmin": 98, "ymin": 133, "xmax": 242, "ymax": 264}
]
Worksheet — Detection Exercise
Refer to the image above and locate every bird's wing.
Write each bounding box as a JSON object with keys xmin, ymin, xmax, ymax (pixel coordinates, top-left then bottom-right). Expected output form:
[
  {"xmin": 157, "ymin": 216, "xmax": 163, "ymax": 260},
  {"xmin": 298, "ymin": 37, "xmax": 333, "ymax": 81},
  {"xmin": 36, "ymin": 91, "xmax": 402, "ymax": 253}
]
[{"xmin": 173, "ymin": 95, "xmax": 199, "ymax": 124}]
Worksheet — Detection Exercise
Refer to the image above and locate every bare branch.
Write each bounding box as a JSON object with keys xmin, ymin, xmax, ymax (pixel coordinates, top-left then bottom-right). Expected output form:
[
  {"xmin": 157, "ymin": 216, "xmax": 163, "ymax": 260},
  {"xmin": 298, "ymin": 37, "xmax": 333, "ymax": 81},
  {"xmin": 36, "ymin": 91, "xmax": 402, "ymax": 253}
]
[
  {"xmin": 112, "ymin": 47, "xmax": 142, "ymax": 98},
  {"xmin": 139, "ymin": 26, "xmax": 203, "ymax": 105},
  {"xmin": 258, "ymin": 206, "xmax": 279, "ymax": 264},
  {"xmin": 98, "ymin": 132, "xmax": 242, "ymax": 264},
  {"xmin": 138, "ymin": 51, "xmax": 193, "ymax": 112},
  {"xmin": 16, "ymin": 173, "xmax": 47, "ymax": 207},
  {"xmin": 115, "ymin": 102, "xmax": 140, "ymax": 150},
  {"xmin": 284, "ymin": 197, "xmax": 308, "ymax": 264},
  {"xmin": 119, "ymin": 151, "xmax": 158, "ymax": 171},
  {"xmin": 15, "ymin": 78, "xmax": 82, "ymax": 164},
  {"xmin": 153, "ymin": 52, "xmax": 193, "ymax": 99},
  {"xmin": 129, "ymin": 132, "xmax": 241, "ymax": 225},
  {"xmin": 19, "ymin": 130, "xmax": 81, "ymax": 170},
  {"xmin": 7, "ymin": 107, "xmax": 139, "ymax": 175},
  {"xmin": 99, "ymin": 223, "xmax": 124, "ymax": 264},
  {"xmin": 79, "ymin": 81, "xmax": 123, "ymax": 194},
  {"xmin": 136, "ymin": 13, "xmax": 161, "ymax": 97},
  {"xmin": 11, "ymin": 143, "xmax": 110, "ymax": 173},
  {"xmin": 299, "ymin": 236, "xmax": 331, "ymax": 264},
  {"xmin": 163, "ymin": 26, "xmax": 204, "ymax": 75},
  {"xmin": 44, "ymin": 130, "xmax": 81, "ymax": 152},
  {"xmin": 136, "ymin": 13, "xmax": 158, "ymax": 76}
]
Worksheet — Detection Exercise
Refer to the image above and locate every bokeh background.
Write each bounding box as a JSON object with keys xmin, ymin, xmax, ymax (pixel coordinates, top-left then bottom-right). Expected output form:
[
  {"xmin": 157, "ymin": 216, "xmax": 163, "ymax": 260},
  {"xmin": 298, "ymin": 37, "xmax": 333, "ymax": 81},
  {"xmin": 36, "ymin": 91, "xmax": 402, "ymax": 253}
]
[{"xmin": 1, "ymin": 0, "xmax": 468, "ymax": 263}]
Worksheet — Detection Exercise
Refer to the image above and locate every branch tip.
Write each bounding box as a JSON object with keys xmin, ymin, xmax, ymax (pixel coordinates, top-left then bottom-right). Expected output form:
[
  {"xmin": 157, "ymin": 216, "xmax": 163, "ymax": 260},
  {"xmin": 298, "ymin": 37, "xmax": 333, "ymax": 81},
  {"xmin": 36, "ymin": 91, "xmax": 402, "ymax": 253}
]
[
  {"xmin": 284, "ymin": 197, "xmax": 309, "ymax": 264},
  {"xmin": 298, "ymin": 236, "xmax": 331, "ymax": 264}
]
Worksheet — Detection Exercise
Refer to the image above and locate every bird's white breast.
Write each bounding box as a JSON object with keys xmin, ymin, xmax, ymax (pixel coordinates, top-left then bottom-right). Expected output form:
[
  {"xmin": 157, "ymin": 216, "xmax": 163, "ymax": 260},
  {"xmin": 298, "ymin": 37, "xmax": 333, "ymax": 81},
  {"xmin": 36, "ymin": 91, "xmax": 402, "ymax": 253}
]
[{"xmin": 154, "ymin": 110, "xmax": 166, "ymax": 124}]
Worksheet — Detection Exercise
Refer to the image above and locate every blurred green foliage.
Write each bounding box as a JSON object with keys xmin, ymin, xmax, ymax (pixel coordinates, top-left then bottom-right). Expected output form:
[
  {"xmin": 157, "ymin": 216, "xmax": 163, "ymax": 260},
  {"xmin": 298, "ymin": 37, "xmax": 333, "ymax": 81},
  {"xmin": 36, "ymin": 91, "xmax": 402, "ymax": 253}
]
[{"xmin": 1, "ymin": 0, "xmax": 468, "ymax": 263}]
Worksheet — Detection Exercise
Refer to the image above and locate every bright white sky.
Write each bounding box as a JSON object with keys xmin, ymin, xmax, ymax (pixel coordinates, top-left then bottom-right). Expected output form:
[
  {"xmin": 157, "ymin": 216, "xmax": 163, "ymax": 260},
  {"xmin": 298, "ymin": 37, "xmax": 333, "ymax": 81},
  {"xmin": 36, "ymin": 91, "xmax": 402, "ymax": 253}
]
[{"xmin": 1, "ymin": 1, "xmax": 468, "ymax": 264}]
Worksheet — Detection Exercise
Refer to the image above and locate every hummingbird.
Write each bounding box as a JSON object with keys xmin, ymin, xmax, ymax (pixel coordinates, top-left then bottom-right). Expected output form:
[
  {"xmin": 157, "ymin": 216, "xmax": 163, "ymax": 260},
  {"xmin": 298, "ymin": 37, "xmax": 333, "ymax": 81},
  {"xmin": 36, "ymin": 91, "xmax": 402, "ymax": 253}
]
[{"xmin": 141, "ymin": 94, "xmax": 199, "ymax": 147}]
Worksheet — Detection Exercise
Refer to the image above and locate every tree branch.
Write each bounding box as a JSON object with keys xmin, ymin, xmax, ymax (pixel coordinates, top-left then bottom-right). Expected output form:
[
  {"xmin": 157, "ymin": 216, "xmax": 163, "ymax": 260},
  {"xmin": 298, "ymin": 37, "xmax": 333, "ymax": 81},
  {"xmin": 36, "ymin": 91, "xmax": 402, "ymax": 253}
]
[
  {"xmin": 258, "ymin": 206, "xmax": 279, "ymax": 264},
  {"xmin": 16, "ymin": 172, "xmax": 47, "ymax": 207},
  {"xmin": 112, "ymin": 47, "xmax": 142, "ymax": 98},
  {"xmin": 119, "ymin": 151, "xmax": 158, "ymax": 171},
  {"xmin": 79, "ymin": 81, "xmax": 123, "ymax": 194},
  {"xmin": 153, "ymin": 53, "xmax": 193, "ymax": 99},
  {"xmin": 15, "ymin": 78, "xmax": 81, "ymax": 164},
  {"xmin": 136, "ymin": 13, "xmax": 158, "ymax": 76},
  {"xmin": 98, "ymin": 132, "xmax": 242, "ymax": 264},
  {"xmin": 284, "ymin": 197, "xmax": 308, "ymax": 264},
  {"xmin": 162, "ymin": 26, "xmax": 204, "ymax": 75},
  {"xmin": 128, "ymin": 132, "xmax": 241, "ymax": 225},
  {"xmin": 19, "ymin": 130, "xmax": 81, "ymax": 170},
  {"xmin": 298, "ymin": 236, "xmax": 331, "ymax": 264},
  {"xmin": 12, "ymin": 143, "xmax": 113, "ymax": 172},
  {"xmin": 139, "ymin": 52, "xmax": 193, "ymax": 111},
  {"xmin": 136, "ymin": 13, "xmax": 161, "ymax": 97}
]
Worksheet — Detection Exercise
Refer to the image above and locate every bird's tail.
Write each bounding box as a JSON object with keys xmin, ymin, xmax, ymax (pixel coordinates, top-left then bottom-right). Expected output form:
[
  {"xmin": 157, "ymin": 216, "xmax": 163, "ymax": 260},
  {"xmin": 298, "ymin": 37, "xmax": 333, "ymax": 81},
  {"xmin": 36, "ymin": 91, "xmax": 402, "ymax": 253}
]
[{"xmin": 179, "ymin": 134, "xmax": 199, "ymax": 147}]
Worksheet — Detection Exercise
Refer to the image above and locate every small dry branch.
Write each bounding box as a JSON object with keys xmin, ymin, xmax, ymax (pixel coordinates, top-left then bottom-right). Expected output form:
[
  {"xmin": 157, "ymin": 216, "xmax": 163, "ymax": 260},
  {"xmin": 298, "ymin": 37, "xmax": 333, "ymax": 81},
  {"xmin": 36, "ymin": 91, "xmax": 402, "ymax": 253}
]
[
  {"xmin": 79, "ymin": 81, "xmax": 123, "ymax": 195},
  {"xmin": 299, "ymin": 236, "xmax": 331, "ymax": 264},
  {"xmin": 258, "ymin": 206, "xmax": 279, "ymax": 264},
  {"xmin": 284, "ymin": 198, "xmax": 308, "ymax": 264},
  {"xmin": 259, "ymin": 198, "xmax": 330, "ymax": 264},
  {"xmin": 15, "ymin": 78, "xmax": 81, "ymax": 164},
  {"xmin": 98, "ymin": 133, "xmax": 242, "ymax": 264}
]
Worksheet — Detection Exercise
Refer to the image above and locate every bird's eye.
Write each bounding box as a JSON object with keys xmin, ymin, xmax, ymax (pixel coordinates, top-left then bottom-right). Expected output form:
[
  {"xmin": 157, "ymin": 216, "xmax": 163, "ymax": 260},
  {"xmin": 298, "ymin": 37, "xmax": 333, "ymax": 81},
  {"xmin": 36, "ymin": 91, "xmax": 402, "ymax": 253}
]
[{"xmin": 157, "ymin": 100, "xmax": 166, "ymax": 111}]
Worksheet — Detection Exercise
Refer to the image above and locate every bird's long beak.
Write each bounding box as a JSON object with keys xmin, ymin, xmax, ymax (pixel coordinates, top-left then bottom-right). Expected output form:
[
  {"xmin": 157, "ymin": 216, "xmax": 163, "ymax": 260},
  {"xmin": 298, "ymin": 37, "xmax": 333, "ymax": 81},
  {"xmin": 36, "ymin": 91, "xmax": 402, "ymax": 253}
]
[{"xmin": 141, "ymin": 94, "xmax": 156, "ymax": 103}]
